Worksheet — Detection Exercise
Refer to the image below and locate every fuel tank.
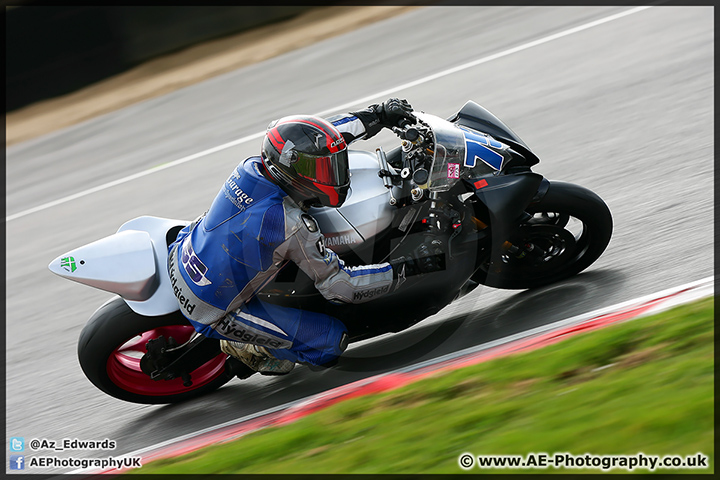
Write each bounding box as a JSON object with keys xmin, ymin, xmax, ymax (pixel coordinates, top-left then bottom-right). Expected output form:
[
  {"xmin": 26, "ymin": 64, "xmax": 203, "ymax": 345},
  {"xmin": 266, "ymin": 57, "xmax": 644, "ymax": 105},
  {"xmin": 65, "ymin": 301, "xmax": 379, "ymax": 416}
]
[{"xmin": 308, "ymin": 149, "xmax": 397, "ymax": 255}]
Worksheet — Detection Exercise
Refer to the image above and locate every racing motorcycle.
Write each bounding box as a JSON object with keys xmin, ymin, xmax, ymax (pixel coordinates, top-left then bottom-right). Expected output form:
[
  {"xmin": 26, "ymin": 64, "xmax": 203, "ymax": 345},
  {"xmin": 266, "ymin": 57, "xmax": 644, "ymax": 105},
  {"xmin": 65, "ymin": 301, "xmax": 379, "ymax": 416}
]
[{"xmin": 48, "ymin": 101, "xmax": 613, "ymax": 404}]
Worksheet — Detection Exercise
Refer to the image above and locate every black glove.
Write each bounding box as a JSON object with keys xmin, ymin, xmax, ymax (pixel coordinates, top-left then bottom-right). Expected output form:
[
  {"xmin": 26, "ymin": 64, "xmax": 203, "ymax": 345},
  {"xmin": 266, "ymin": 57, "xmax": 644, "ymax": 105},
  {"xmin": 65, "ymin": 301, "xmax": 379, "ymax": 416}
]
[
  {"xmin": 350, "ymin": 98, "xmax": 415, "ymax": 140},
  {"xmin": 389, "ymin": 238, "xmax": 445, "ymax": 280},
  {"xmin": 376, "ymin": 98, "xmax": 414, "ymax": 129}
]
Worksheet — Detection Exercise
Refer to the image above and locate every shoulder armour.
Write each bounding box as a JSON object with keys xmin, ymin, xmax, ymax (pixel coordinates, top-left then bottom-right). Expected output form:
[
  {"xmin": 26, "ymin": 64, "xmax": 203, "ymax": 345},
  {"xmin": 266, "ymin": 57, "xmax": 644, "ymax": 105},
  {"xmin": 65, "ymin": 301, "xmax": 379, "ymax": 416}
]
[{"xmin": 301, "ymin": 214, "xmax": 319, "ymax": 232}]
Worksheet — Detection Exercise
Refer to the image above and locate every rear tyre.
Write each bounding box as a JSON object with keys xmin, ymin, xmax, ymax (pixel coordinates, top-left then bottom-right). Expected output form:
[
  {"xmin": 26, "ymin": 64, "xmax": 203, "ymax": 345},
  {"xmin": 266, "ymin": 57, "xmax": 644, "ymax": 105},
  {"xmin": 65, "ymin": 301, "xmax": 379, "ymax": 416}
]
[
  {"xmin": 78, "ymin": 296, "xmax": 232, "ymax": 404},
  {"xmin": 474, "ymin": 181, "xmax": 613, "ymax": 289}
]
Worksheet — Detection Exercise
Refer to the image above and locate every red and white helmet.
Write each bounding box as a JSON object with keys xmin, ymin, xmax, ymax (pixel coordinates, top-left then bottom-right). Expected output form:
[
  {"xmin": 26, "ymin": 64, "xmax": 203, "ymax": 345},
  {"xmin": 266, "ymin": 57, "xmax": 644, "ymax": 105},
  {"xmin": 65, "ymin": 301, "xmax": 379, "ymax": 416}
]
[{"xmin": 261, "ymin": 115, "xmax": 349, "ymax": 208}]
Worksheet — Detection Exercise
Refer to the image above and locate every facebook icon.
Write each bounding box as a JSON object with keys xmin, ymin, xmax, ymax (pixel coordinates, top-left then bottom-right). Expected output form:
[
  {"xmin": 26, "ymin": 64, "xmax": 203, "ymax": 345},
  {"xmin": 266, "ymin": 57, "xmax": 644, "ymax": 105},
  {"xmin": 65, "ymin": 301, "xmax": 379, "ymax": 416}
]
[{"xmin": 10, "ymin": 455, "xmax": 25, "ymax": 470}]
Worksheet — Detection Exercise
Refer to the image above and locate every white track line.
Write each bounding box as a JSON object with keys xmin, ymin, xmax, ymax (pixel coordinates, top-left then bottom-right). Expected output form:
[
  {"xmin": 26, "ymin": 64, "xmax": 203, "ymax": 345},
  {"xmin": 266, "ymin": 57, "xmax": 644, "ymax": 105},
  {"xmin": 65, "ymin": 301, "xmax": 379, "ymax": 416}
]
[
  {"xmin": 65, "ymin": 275, "xmax": 712, "ymax": 476},
  {"xmin": 7, "ymin": 6, "xmax": 652, "ymax": 224}
]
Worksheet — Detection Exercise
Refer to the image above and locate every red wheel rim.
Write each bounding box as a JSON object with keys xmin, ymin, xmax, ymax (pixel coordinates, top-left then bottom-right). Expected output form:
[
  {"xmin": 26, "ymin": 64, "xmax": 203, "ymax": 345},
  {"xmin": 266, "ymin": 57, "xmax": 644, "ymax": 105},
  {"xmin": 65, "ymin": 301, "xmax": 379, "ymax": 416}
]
[{"xmin": 106, "ymin": 325, "xmax": 227, "ymax": 396}]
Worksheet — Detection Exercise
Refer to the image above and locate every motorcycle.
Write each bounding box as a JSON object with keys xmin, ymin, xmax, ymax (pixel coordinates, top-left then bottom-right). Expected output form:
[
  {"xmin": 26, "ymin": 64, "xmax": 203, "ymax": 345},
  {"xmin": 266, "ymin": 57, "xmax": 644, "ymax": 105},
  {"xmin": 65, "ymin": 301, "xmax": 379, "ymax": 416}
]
[{"xmin": 49, "ymin": 101, "xmax": 613, "ymax": 404}]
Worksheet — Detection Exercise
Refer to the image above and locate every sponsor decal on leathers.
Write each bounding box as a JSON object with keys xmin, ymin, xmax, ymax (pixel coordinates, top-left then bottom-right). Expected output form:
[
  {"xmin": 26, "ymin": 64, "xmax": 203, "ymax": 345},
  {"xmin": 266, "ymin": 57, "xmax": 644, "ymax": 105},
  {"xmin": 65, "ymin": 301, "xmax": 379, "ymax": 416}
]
[
  {"xmin": 216, "ymin": 317, "xmax": 292, "ymax": 349},
  {"xmin": 168, "ymin": 248, "xmax": 197, "ymax": 316},
  {"xmin": 353, "ymin": 284, "xmax": 390, "ymax": 301},
  {"xmin": 316, "ymin": 238, "xmax": 333, "ymax": 265},
  {"xmin": 394, "ymin": 263, "xmax": 407, "ymax": 291},
  {"xmin": 224, "ymin": 169, "xmax": 255, "ymax": 210},
  {"xmin": 181, "ymin": 238, "xmax": 212, "ymax": 287}
]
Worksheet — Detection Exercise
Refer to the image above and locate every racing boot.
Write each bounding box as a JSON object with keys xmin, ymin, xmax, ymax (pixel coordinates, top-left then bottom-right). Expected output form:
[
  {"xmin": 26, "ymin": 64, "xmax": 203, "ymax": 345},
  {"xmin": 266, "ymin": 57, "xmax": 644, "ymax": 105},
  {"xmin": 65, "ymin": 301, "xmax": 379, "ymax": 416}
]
[{"xmin": 220, "ymin": 340, "xmax": 295, "ymax": 376}]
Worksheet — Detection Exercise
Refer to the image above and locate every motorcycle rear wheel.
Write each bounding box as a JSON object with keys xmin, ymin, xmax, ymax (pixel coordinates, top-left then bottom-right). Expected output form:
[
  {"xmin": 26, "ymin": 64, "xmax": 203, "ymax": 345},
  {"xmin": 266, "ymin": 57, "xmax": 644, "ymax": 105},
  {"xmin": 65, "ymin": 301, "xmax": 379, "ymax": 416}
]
[
  {"xmin": 78, "ymin": 296, "xmax": 233, "ymax": 404},
  {"xmin": 475, "ymin": 181, "xmax": 613, "ymax": 289}
]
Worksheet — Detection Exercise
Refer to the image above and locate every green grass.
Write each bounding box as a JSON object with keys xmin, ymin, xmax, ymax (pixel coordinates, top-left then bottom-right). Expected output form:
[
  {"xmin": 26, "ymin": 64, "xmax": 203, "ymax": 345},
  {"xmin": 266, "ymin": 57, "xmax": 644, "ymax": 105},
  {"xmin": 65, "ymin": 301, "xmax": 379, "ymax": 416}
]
[{"xmin": 129, "ymin": 297, "xmax": 714, "ymax": 475}]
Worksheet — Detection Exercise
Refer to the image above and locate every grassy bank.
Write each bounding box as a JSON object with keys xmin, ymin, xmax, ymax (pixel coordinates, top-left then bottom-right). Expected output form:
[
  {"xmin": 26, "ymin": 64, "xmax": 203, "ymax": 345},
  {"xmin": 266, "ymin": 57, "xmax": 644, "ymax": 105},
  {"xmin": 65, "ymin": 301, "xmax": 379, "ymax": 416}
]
[{"xmin": 130, "ymin": 297, "xmax": 714, "ymax": 474}]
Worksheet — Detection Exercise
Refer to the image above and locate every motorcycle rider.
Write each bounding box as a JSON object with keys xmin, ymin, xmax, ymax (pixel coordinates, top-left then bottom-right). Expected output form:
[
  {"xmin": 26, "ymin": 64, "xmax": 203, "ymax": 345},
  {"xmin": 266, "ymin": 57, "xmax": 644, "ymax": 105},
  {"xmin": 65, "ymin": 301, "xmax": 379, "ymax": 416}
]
[{"xmin": 168, "ymin": 98, "xmax": 443, "ymax": 375}]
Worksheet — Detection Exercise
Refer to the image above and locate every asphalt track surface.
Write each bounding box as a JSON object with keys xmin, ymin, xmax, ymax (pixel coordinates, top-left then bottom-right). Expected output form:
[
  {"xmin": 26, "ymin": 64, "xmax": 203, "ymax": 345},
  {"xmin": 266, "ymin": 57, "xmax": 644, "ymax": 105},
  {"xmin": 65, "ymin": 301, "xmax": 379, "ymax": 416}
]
[{"xmin": 5, "ymin": 6, "xmax": 713, "ymax": 474}]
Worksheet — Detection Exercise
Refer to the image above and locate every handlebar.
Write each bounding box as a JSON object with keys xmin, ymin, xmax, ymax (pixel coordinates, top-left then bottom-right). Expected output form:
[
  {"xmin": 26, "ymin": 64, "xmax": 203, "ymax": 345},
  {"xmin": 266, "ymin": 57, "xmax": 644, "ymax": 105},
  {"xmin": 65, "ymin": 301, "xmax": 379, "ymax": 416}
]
[{"xmin": 398, "ymin": 117, "xmax": 414, "ymax": 129}]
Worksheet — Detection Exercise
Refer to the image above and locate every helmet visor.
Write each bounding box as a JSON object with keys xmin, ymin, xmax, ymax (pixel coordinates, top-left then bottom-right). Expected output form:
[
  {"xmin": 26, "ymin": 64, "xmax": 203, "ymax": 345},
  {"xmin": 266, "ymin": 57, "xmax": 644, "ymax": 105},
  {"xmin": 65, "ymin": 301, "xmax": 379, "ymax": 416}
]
[{"xmin": 294, "ymin": 149, "xmax": 349, "ymax": 186}]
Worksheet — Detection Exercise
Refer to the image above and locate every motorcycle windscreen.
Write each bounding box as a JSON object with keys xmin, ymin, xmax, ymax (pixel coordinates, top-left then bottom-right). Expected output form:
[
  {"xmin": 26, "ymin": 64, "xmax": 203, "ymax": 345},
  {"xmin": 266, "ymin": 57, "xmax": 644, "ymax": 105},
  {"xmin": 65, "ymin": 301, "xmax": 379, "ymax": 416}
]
[{"xmin": 416, "ymin": 113, "xmax": 499, "ymax": 192}]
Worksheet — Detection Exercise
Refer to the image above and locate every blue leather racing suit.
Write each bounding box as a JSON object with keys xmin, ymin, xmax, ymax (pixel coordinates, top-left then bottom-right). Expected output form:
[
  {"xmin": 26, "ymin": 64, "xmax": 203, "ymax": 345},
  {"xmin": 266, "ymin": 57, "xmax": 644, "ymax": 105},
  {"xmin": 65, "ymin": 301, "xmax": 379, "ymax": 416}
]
[{"xmin": 168, "ymin": 114, "xmax": 393, "ymax": 366}]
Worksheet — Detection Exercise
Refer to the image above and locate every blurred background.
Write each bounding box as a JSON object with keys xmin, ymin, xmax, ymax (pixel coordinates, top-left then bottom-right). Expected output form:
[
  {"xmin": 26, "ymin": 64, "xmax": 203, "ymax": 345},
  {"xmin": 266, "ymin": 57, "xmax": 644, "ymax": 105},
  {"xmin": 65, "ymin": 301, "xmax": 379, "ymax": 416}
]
[
  {"xmin": 6, "ymin": 6, "xmax": 315, "ymax": 112},
  {"xmin": 4, "ymin": 4, "xmax": 418, "ymax": 146}
]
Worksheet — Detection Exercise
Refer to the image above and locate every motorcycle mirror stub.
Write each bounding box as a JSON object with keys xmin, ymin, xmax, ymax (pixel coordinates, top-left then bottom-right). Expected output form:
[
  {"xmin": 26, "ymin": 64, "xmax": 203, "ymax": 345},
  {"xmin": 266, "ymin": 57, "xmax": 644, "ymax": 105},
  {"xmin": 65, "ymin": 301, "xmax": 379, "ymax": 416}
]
[{"xmin": 48, "ymin": 230, "xmax": 158, "ymax": 301}]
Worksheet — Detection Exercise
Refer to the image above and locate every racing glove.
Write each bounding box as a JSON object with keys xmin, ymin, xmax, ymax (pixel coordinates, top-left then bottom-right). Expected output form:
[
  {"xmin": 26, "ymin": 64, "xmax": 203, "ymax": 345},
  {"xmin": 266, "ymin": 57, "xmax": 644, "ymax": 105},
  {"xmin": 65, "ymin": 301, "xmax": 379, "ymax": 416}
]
[{"xmin": 350, "ymin": 98, "xmax": 415, "ymax": 140}]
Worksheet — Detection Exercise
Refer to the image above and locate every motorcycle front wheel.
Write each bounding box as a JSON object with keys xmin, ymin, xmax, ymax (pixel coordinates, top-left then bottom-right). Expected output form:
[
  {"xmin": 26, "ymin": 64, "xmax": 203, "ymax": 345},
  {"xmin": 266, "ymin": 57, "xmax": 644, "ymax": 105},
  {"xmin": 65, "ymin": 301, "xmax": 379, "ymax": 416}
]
[
  {"xmin": 78, "ymin": 296, "xmax": 233, "ymax": 404},
  {"xmin": 474, "ymin": 181, "xmax": 613, "ymax": 290}
]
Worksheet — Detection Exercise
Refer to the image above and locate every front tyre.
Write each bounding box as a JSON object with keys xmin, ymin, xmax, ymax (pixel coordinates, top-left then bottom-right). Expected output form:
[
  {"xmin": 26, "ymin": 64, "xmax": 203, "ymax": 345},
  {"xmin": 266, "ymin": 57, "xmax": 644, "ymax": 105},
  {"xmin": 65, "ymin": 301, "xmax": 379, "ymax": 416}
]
[
  {"xmin": 475, "ymin": 181, "xmax": 613, "ymax": 289},
  {"xmin": 78, "ymin": 296, "xmax": 232, "ymax": 404}
]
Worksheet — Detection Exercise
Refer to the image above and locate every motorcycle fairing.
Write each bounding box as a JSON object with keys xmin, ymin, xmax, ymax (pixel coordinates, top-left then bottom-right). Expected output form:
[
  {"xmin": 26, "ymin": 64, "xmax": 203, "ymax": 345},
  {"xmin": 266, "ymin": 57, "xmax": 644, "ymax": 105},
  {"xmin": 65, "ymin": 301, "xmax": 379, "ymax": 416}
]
[
  {"xmin": 48, "ymin": 216, "xmax": 190, "ymax": 316},
  {"xmin": 48, "ymin": 229, "xmax": 157, "ymax": 301},
  {"xmin": 469, "ymin": 173, "xmax": 545, "ymax": 225},
  {"xmin": 449, "ymin": 101, "xmax": 540, "ymax": 167},
  {"xmin": 460, "ymin": 127, "xmax": 506, "ymax": 171},
  {"xmin": 466, "ymin": 172, "xmax": 544, "ymax": 285},
  {"xmin": 118, "ymin": 216, "xmax": 191, "ymax": 316}
]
